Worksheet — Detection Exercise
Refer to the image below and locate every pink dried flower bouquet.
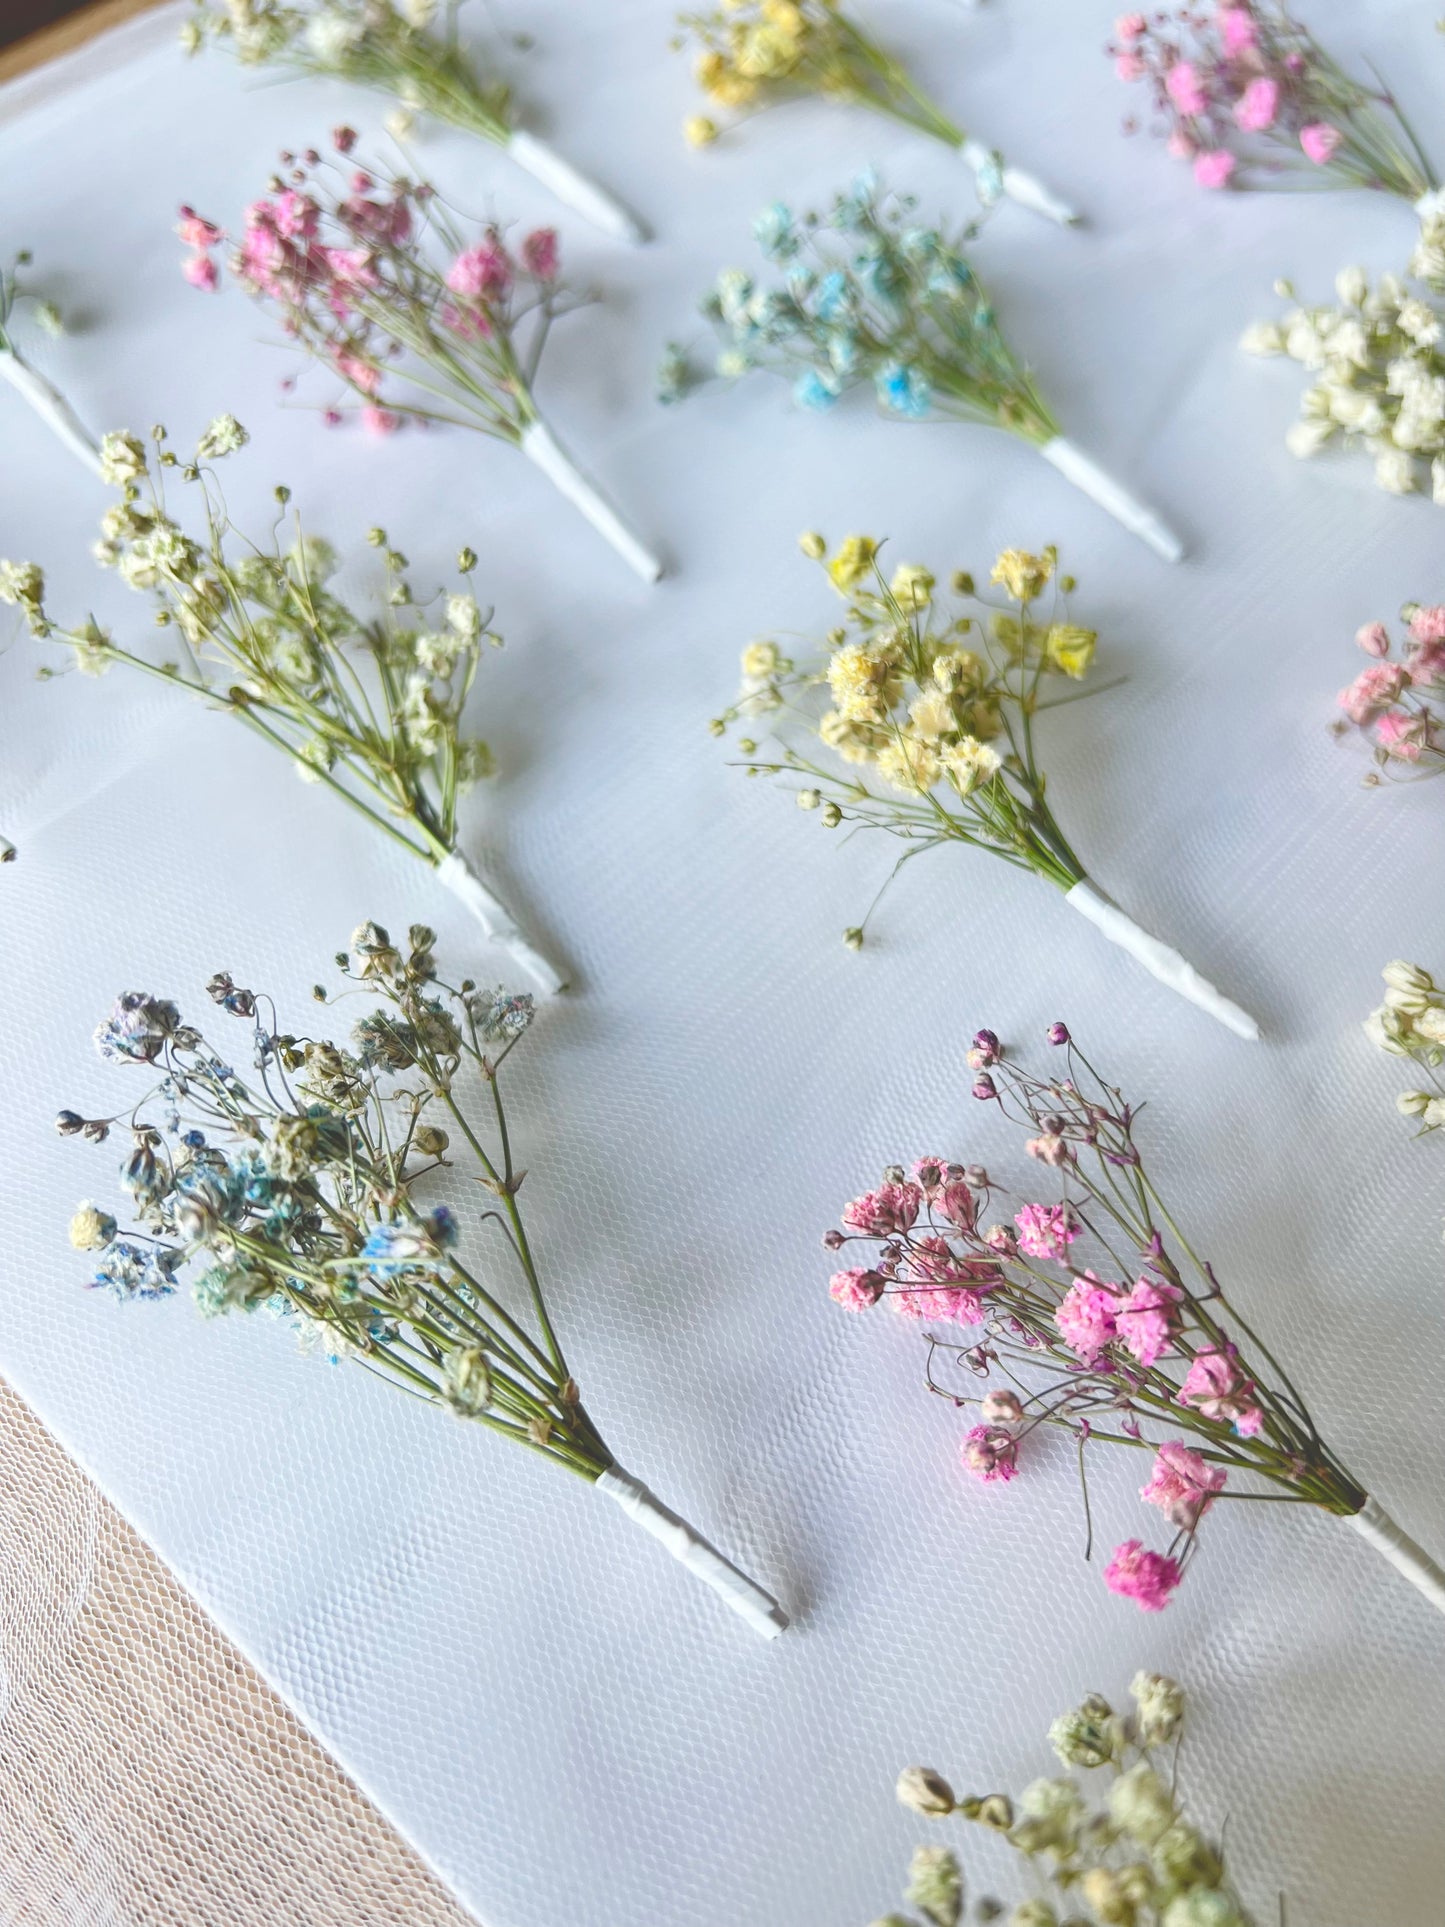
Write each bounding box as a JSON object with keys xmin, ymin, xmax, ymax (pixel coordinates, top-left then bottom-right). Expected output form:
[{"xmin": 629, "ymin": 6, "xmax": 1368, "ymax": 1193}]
[
  {"xmin": 1108, "ymin": 4, "xmax": 1436, "ymax": 204},
  {"xmin": 181, "ymin": 136, "xmax": 661, "ymax": 583},
  {"xmin": 825, "ymin": 1024, "xmax": 1445, "ymax": 1617},
  {"xmin": 1334, "ymin": 604, "xmax": 1444, "ymax": 778}
]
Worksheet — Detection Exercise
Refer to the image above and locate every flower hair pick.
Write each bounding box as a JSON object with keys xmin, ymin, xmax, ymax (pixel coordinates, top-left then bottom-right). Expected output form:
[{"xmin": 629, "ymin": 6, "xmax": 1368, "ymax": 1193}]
[
  {"xmin": 717, "ymin": 537, "xmax": 1257, "ymax": 1039},
  {"xmin": 662, "ymin": 181, "xmax": 1180, "ymax": 561},
  {"xmin": 1109, "ymin": 3, "xmax": 1437, "ymax": 207},
  {"xmin": 891, "ymin": 1673, "xmax": 1258, "ymax": 1927},
  {"xmin": 1332, "ymin": 604, "xmax": 1445, "ymax": 776},
  {"xmin": 0, "ymin": 252, "xmax": 103, "ymax": 479},
  {"xmin": 674, "ymin": 1, "xmax": 1078, "ymax": 227},
  {"xmin": 183, "ymin": 1, "xmax": 646, "ymax": 244},
  {"xmin": 181, "ymin": 139, "xmax": 661, "ymax": 583},
  {"xmin": 60, "ymin": 932, "xmax": 787, "ymax": 1637},
  {"xmin": 2, "ymin": 419, "xmax": 565, "ymax": 994},
  {"xmin": 1364, "ymin": 960, "xmax": 1445, "ymax": 1146},
  {"xmin": 825, "ymin": 1026, "xmax": 1445, "ymax": 1619}
]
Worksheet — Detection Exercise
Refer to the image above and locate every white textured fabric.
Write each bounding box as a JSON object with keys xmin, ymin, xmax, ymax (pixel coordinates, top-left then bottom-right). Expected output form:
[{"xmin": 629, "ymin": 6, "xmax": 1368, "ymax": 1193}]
[{"xmin": 2, "ymin": 5, "xmax": 1445, "ymax": 1927}]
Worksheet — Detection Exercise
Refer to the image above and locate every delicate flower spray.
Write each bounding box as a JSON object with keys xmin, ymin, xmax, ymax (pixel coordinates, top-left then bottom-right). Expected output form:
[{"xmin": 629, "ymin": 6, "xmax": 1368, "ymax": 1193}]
[
  {"xmin": 824, "ymin": 1027, "xmax": 1445, "ymax": 1618},
  {"xmin": 1332, "ymin": 604, "xmax": 1444, "ymax": 777},
  {"xmin": 1108, "ymin": 3, "xmax": 1436, "ymax": 207},
  {"xmin": 673, "ymin": 0, "xmax": 1077, "ymax": 227},
  {"xmin": 1241, "ymin": 230, "xmax": 1445, "ymax": 503},
  {"xmin": 182, "ymin": 138, "xmax": 661, "ymax": 582},
  {"xmin": 184, "ymin": 1, "xmax": 646, "ymax": 243},
  {"xmin": 59, "ymin": 928, "xmax": 788, "ymax": 1637},
  {"xmin": 662, "ymin": 182, "xmax": 1181, "ymax": 561},
  {"xmin": 1364, "ymin": 960, "xmax": 1445, "ymax": 1146},
  {"xmin": 2, "ymin": 420, "xmax": 565, "ymax": 994},
  {"xmin": 888, "ymin": 1673, "xmax": 1258, "ymax": 1927},
  {"xmin": 0, "ymin": 252, "xmax": 103, "ymax": 479},
  {"xmin": 717, "ymin": 538, "xmax": 1257, "ymax": 1039}
]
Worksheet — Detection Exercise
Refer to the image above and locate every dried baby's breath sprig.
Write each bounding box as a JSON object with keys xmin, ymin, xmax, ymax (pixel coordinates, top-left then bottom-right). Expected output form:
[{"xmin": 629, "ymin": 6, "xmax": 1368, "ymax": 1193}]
[
  {"xmin": 673, "ymin": 0, "xmax": 1077, "ymax": 226},
  {"xmin": 825, "ymin": 1026, "xmax": 1445, "ymax": 1618},
  {"xmin": 1332, "ymin": 604, "xmax": 1445, "ymax": 776},
  {"xmin": 3, "ymin": 420, "xmax": 564, "ymax": 992},
  {"xmin": 62, "ymin": 927, "xmax": 787, "ymax": 1638},
  {"xmin": 184, "ymin": 1, "xmax": 645, "ymax": 242},
  {"xmin": 663, "ymin": 180, "xmax": 1180, "ymax": 560},
  {"xmin": 1110, "ymin": 3, "xmax": 1436, "ymax": 204},
  {"xmin": 1242, "ymin": 254, "xmax": 1445, "ymax": 502},
  {"xmin": 0, "ymin": 251, "xmax": 102, "ymax": 478},
  {"xmin": 180, "ymin": 138, "xmax": 661, "ymax": 581},
  {"xmin": 716, "ymin": 536, "xmax": 1257, "ymax": 1038},
  {"xmin": 1364, "ymin": 960, "xmax": 1445, "ymax": 1144},
  {"xmin": 884, "ymin": 1673, "xmax": 1258, "ymax": 1927}
]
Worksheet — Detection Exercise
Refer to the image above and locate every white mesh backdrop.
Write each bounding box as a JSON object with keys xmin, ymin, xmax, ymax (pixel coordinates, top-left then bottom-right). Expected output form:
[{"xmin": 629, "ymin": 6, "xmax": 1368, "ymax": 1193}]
[{"xmin": 1, "ymin": 3, "xmax": 1443, "ymax": 1923}]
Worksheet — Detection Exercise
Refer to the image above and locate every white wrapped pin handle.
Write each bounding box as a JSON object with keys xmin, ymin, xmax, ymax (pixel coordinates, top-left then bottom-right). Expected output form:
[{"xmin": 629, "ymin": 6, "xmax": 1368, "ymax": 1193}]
[
  {"xmin": 1065, "ymin": 879, "xmax": 1260, "ymax": 1041},
  {"xmin": 959, "ymin": 139, "xmax": 1080, "ymax": 228},
  {"xmin": 1040, "ymin": 437, "xmax": 1183, "ymax": 563},
  {"xmin": 436, "ymin": 848, "xmax": 567, "ymax": 996},
  {"xmin": 520, "ymin": 419, "xmax": 663, "ymax": 584},
  {"xmin": 0, "ymin": 348, "xmax": 103, "ymax": 478},
  {"xmin": 597, "ymin": 1465, "xmax": 789, "ymax": 1639},
  {"xmin": 1348, "ymin": 1495, "xmax": 1445, "ymax": 1616},
  {"xmin": 506, "ymin": 129, "xmax": 648, "ymax": 246}
]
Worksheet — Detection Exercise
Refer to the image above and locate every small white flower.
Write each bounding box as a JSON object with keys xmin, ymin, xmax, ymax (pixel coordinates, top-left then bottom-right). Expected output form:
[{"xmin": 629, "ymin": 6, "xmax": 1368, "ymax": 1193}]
[
  {"xmin": 304, "ymin": 9, "xmax": 363, "ymax": 63},
  {"xmin": 1374, "ymin": 447, "xmax": 1418, "ymax": 495},
  {"xmin": 98, "ymin": 430, "xmax": 148, "ymax": 486},
  {"xmin": 1239, "ymin": 320, "xmax": 1284, "ymax": 356},
  {"xmin": 1285, "ymin": 418, "xmax": 1335, "ymax": 460},
  {"xmin": 445, "ymin": 592, "xmax": 482, "ymax": 640},
  {"xmin": 196, "ymin": 413, "xmax": 248, "ymax": 460},
  {"xmin": 1334, "ymin": 265, "xmax": 1368, "ymax": 309},
  {"xmin": 1398, "ymin": 297, "xmax": 1442, "ymax": 347}
]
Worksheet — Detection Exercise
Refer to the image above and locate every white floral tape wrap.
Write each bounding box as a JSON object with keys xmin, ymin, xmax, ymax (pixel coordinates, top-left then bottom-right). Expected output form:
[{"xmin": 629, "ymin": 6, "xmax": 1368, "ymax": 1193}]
[
  {"xmin": 506, "ymin": 130, "xmax": 648, "ymax": 246},
  {"xmin": 1349, "ymin": 1496, "xmax": 1445, "ymax": 1615},
  {"xmin": 1040, "ymin": 437, "xmax": 1184, "ymax": 563},
  {"xmin": 0, "ymin": 349, "xmax": 102, "ymax": 477},
  {"xmin": 958, "ymin": 139, "xmax": 1079, "ymax": 228},
  {"xmin": 1064, "ymin": 879, "xmax": 1260, "ymax": 1041},
  {"xmin": 435, "ymin": 849, "xmax": 567, "ymax": 997},
  {"xmin": 520, "ymin": 419, "xmax": 663, "ymax": 584},
  {"xmin": 596, "ymin": 1466, "xmax": 789, "ymax": 1640}
]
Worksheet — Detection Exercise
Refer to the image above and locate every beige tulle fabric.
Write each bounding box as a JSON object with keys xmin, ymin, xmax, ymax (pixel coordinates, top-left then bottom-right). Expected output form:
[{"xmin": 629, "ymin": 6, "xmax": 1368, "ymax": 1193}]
[{"xmin": 0, "ymin": 1377, "xmax": 475, "ymax": 1926}]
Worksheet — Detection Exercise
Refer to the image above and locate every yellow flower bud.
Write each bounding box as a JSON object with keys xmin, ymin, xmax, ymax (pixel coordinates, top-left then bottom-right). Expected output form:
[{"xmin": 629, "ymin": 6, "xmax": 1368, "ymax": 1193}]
[{"xmin": 684, "ymin": 114, "xmax": 719, "ymax": 146}]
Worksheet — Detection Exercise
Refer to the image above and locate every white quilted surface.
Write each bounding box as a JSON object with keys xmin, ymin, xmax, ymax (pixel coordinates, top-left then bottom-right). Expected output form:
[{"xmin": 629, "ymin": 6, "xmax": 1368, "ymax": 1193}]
[{"xmin": 1, "ymin": 3, "xmax": 1442, "ymax": 1921}]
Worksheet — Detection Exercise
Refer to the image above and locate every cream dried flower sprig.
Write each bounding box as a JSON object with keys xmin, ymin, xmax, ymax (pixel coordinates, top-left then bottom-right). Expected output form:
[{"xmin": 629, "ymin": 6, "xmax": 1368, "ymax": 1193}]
[
  {"xmin": 826, "ymin": 1025, "xmax": 1445, "ymax": 1618},
  {"xmin": 887, "ymin": 1673, "xmax": 1257, "ymax": 1927},
  {"xmin": 59, "ymin": 928, "xmax": 787, "ymax": 1637},
  {"xmin": 1242, "ymin": 252, "xmax": 1445, "ymax": 504},
  {"xmin": 1, "ymin": 420, "xmax": 564, "ymax": 993},
  {"xmin": 182, "ymin": 137, "xmax": 661, "ymax": 582},
  {"xmin": 663, "ymin": 181, "xmax": 1180, "ymax": 560},
  {"xmin": 674, "ymin": 0, "xmax": 1077, "ymax": 227},
  {"xmin": 1364, "ymin": 960, "xmax": 1445, "ymax": 1142},
  {"xmin": 716, "ymin": 536, "xmax": 1257, "ymax": 1039},
  {"xmin": 0, "ymin": 252, "xmax": 103, "ymax": 479},
  {"xmin": 184, "ymin": 0, "xmax": 646, "ymax": 243}
]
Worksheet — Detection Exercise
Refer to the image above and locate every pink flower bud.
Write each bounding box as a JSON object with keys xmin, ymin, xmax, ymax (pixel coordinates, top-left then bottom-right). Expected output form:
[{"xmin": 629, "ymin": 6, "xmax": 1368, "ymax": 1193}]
[{"xmin": 1355, "ymin": 621, "xmax": 1391, "ymax": 657}]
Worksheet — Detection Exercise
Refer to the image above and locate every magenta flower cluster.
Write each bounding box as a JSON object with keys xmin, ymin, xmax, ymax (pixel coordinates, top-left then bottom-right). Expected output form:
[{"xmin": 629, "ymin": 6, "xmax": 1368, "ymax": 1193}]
[
  {"xmin": 1108, "ymin": 4, "xmax": 1435, "ymax": 202},
  {"xmin": 825, "ymin": 1025, "xmax": 1369, "ymax": 1612},
  {"xmin": 1337, "ymin": 605, "xmax": 1445, "ymax": 775},
  {"xmin": 177, "ymin": 130, "xmax": 563, "ymax": 441}
]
